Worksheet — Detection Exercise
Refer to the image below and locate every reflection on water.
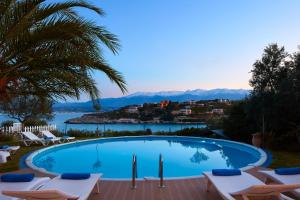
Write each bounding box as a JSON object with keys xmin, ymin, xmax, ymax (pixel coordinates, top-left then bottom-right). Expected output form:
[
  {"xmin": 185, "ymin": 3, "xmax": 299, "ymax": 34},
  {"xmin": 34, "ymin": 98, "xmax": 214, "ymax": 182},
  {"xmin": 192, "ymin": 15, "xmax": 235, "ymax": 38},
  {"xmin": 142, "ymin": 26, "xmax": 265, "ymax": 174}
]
[
  {"xmin": 190, "ymin": 149, "xmax": 209, "ymax": 164},
  {"xmin": 173, "ymin": 139, "xmax": 221, "ymax": 152},
  {"xmin": 93, "ymin": 144, "xmax": 101, "ymax": 171},
  {"xmin": 36, "ymin": 156, "xmax": 56, "ymax": 171},
  {"xmin": 219, "ymin": 146, "xmax": 257, "ymax": 169}
]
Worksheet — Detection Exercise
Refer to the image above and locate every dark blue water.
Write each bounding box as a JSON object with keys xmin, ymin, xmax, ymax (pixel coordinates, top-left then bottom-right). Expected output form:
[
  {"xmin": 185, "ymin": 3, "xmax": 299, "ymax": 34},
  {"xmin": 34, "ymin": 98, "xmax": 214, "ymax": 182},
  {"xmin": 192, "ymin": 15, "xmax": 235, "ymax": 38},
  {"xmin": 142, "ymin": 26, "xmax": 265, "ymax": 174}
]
[{"xmin": 0, "ymin": 113, "xmax": 206, "ymax": 132}]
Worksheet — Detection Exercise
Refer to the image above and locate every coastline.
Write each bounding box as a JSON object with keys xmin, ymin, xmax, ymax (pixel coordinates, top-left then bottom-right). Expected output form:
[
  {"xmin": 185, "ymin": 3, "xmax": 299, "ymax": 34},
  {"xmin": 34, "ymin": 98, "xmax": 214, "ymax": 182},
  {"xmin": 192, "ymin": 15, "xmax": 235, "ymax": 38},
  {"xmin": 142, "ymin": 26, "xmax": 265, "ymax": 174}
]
[{"xmin": 64, "ymin": 121, "xmax": 207, "ymax": 125}]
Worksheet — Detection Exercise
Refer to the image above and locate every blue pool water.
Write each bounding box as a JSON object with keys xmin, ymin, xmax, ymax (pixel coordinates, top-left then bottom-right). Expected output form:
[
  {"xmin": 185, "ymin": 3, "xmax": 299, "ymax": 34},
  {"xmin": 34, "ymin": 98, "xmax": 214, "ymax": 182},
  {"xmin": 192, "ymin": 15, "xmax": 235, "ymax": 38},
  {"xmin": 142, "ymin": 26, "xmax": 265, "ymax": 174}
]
[{"xmin": 29, "ymin": 136, "xmax": 265, "ymax": 179}]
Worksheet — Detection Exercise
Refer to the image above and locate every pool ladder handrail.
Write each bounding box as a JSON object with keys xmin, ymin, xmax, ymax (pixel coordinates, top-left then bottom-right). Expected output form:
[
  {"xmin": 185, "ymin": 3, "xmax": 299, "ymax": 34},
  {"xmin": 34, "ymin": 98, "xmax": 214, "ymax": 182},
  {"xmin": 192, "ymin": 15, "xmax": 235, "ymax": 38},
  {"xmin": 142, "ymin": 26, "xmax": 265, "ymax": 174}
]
[
  {"xmin": 132, "ymin": 154, "xmax": 137, "ymax": 189},
  {"xmin": 158, "ymin": 154, "xmax": 166, "ymax": 188}
]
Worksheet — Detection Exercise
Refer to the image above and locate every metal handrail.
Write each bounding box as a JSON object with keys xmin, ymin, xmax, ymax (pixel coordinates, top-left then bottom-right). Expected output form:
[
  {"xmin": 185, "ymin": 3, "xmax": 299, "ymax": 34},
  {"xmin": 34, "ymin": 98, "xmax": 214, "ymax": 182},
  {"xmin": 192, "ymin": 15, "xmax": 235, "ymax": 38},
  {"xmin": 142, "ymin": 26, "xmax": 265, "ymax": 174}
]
[
  {"xmin": 158, "ymin": 154, "xmax": 165, "ymax": 188},
  {"xmin": 132, "ymin": 154, "xmax": 137, "ymax": 189}
]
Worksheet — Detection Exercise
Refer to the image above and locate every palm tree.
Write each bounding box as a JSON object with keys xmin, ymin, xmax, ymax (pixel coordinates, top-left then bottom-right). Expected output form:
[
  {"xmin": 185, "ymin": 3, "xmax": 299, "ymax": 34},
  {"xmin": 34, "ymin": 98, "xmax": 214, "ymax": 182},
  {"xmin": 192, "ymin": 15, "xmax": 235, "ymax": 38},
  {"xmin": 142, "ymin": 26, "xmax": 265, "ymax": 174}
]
[{"xmin": 0, "ymin": 0, "xmax": 126, "ymax": 108}]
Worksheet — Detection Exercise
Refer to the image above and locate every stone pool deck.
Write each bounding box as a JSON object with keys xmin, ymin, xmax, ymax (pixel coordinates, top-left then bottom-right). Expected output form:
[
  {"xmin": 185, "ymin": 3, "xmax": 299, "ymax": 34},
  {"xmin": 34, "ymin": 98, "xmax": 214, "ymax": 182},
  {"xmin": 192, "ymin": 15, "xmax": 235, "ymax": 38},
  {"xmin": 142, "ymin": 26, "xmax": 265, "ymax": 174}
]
[{"xmin": 1, "ymin": 167, "xmax": 298, "ymax": 200}]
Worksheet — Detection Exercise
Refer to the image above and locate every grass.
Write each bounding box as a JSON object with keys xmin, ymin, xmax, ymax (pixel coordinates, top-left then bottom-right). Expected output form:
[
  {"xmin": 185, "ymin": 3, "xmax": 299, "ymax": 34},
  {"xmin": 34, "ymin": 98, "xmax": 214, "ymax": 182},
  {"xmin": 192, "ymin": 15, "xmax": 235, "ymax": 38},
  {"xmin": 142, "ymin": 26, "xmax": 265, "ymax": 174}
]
[
  {"xmin": 0, "ymin": 136, "xmax": 96, "ymax": 173},
  {"xmin": 270, "ymin": 150, "xmax": 300, "ymax": 169}
]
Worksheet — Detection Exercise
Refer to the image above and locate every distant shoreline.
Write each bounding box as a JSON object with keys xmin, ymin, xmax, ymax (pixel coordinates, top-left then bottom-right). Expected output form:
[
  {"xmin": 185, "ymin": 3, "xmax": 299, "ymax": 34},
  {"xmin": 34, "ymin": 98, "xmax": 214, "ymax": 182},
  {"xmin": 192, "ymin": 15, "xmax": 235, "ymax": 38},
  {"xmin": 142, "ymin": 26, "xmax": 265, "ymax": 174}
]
[{"xmin": 64, "ymin": 122, "xmax": 207, "ymax": 125}]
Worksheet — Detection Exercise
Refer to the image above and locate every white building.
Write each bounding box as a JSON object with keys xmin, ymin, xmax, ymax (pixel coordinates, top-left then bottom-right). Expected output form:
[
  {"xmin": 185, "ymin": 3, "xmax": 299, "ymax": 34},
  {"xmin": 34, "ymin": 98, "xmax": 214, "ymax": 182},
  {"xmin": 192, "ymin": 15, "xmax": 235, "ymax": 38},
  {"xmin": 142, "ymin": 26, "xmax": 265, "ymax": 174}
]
[
  {"xmin": 117, "ymin": 118, "xmax": 139, "ymax": 123},
  {"xmin": 212, "ymin": 108, "xmax": 224, "ymax": 114},
  {"xmin": 126, "ymin": 106, "xmax": 139, "ymax": 113},
  {"xmin": 179, "ymin": 108, "xmax": 192, "ymax": 115},
  {"xmin": 218, "ymin": 99, "xmax": 229, "ymax": 103}
]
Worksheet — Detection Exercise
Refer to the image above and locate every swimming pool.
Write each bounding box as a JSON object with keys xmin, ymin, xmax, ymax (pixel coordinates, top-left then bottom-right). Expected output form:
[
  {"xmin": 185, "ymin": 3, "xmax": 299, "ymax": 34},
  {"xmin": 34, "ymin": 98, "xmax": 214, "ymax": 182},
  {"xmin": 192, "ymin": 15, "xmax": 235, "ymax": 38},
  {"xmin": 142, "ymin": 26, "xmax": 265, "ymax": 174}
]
[{"xmin": 26, "ymin": 136, "xmax": 267, "ymax": 179}]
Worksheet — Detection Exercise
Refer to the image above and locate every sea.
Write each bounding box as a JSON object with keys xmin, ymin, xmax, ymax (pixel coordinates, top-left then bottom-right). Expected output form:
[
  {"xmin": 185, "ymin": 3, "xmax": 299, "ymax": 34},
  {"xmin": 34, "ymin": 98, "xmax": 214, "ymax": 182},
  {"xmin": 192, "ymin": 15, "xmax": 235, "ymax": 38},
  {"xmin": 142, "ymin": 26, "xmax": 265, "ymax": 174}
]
[{"xmin": 0, "ymin": 112, "xmax": 206, "ymax": 133}]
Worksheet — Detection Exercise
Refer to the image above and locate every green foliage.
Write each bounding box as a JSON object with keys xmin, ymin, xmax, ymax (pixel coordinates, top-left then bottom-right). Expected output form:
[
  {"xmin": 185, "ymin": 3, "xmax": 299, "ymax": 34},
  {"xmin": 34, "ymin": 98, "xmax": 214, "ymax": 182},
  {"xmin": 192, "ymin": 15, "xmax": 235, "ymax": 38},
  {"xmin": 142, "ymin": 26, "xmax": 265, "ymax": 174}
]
[
  {"xmin": 1, "ymin": 120, "xmax": 15, "ymax": 127},
  {"xmin": 156, "ymin": 128, "xmax": 219, "ymax": 138},
  {"xmin": 0, "ymin": 0, "xmax": 126, "ymax": 109},
  {"xmin": 139, "ymin": 114, "xmax": 153, "ymax": 121},
  {"xmin": 66, "ymin": 129, "xmax": 98, "ymax": 138},
  {"xmin": 223, "ymin": 100, "xmax": 257, "ymax": 143},
  {"xmin": 270, "ymin": 150, "xmax": 300, "ymax": 168},
  {"xmin": 159, "ymin": 112, "xmax": 174, "ymax": 121},
  {"xmin": 206, "ymin": 116, "xmax": 224, "ymax": 129},
  {"xmin": 250, "ymin": 44, "xmax": 287, "ymax": 94},
  {"xmin": 1, "ymin": 95, "xmax": 53, "ymax": 122},
  {"xmin": 225, "ymin": 44, "xmax": 300, "ymax": 148},
  {"xmin": 23, "ymin": 118, "xmax": 47, "ymax": 126},
  {"xmin": 57, "ymin": 128, "xmax": 217, "ymax": 138},
  {"xmin": 103, "ymin": 130, "xmax": 152, "ymax": 137},
  {"xmin": 0, "ymin": 134, "xmax": 15, "ymax": 142}
]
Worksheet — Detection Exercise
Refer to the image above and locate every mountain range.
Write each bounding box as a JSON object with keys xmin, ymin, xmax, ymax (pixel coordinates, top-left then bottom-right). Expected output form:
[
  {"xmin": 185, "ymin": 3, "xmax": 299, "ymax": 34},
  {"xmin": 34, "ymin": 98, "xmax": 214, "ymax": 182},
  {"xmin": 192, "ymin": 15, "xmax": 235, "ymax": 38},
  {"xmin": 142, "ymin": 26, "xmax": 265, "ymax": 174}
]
[{"xmin": 53, "ymin": 89, "xmax": 250, "ymax": 112}]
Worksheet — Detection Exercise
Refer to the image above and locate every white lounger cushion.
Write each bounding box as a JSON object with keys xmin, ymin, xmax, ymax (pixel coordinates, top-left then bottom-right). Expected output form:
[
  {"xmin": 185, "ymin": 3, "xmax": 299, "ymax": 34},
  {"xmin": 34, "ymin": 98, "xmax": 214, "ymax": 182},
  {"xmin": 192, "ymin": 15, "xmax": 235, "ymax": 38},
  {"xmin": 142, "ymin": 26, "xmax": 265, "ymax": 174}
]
[
  {"xmin": 41, "ymin": 131, "xmax": 61, "ymax": 140},
  {"xmin": 42, "ymin": 130, "xmax": 75, "ymax": 143},
  {"xmin": 0, "ymin": 151, "xmax": 10, "ymax": 164},
  {"xmin": 204, "ymin": 172, "xmax": 265, "ymax": 200},
  {"xmin": 22, "ymin": 132, "xmax": 42, "ymax": 141},
  {"xmin": 38, "ymin": 174, "xmax": 101, "ymax": 200},
  {"xmin": 260, "ymin": 170, "xmax": 300, "ymax": 197},
  {"xmin": 203, "ymin": 171, "xmax": 294, "ymax": 200},
  {"xmin": 0, "ymin": 177, "xmax": 50, "ymax": 200},
  {"xmin": 0, "ymin": 146, "xmax": 20, "ymax": 152}
]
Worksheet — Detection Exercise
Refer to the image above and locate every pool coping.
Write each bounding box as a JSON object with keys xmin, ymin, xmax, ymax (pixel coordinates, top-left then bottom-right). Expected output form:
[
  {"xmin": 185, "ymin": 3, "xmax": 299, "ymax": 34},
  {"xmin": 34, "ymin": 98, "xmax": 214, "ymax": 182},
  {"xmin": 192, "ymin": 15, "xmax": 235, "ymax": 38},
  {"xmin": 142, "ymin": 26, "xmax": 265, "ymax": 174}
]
[{"xmin": 25, "ymin": 135, "xmax": 268, "ymax": 180}]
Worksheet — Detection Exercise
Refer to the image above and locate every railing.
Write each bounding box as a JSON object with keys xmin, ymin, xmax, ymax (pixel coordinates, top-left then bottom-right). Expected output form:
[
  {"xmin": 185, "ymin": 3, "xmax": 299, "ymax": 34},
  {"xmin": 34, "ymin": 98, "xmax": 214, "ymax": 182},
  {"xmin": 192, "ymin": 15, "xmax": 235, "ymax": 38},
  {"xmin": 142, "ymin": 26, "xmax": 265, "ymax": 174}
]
[
  {"xmin": 158, "ymin": 154, "xmax": 165, "ymax": 187},
  {"xmin": 24, "ymin": 125, "xmax": 56, "ymax": 132},
  {"xmin": 0, "ymin": 124, "xmax": 56, "ymax": 135},
  {"xmin": 132, "ymin": 154, "xmax": 138, "ymax": 189}
]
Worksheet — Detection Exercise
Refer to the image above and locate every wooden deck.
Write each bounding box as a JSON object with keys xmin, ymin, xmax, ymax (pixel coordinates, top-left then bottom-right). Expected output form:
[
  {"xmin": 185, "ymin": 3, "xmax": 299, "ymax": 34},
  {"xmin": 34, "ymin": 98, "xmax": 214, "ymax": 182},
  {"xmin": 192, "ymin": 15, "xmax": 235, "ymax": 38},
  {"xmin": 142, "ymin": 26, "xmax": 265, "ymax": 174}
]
[{"xmin": 2, "ymin": 167, "xmax": 297, "ymax": 200}]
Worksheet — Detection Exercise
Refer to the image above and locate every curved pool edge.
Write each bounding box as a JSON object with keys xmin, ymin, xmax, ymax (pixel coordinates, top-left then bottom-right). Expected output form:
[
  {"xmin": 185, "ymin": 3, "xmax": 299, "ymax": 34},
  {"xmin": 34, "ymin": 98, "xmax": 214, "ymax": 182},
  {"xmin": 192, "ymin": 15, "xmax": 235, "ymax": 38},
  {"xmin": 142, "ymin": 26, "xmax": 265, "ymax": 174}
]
[{"xmin": 25, "ymin": 135, "xmax": 268, "ymax": 180}]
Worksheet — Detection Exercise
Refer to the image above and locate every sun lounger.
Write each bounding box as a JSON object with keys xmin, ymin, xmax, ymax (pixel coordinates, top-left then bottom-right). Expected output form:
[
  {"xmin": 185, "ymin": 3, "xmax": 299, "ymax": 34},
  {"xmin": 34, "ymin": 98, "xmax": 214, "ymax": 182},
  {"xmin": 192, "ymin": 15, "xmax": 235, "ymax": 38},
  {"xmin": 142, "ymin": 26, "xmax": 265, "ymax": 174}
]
[
  {"xmin": 260, "ymin": 170, "xmax": 300, "ymax": 198},
  {"xmin": 21, "ymin": 131, "xmax": 59, "ymax": 146},
  {"xmin": 41, "ymin": 130, "xmax": 62, "ymax": 143},
  {"xmin": 41, "ymin": 130, "xmax": 75, "ymax": 142},
  {"xmin": 0, "ymin": 146, "xmax": 20, "ymax": 154},
  {"xmin": 0, "ymin": 151, "xmax": 10, "ymax": 164},
  {"xmin": 204, "ymin": 171, "xmax": 298, "ymax": 200},
  {"xmin": 61, "ymin": 135, "xmax": 76, "ymax": 142},
  {"xmin": 0, "ymin": 176, "xmax": 50, "ymax": 200},
  {"xmin": 3, "ymin": 174, "xmax": 101, "ymax": 200},
  {"xmin": 2, "ymin": 190, "xmax": 78, "ymax": 200}
]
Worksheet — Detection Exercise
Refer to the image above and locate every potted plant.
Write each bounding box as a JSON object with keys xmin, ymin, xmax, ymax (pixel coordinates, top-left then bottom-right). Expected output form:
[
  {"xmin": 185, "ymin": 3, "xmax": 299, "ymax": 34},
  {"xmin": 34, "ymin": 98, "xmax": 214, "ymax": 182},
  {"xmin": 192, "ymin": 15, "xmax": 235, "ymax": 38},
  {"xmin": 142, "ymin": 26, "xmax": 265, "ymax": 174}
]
[{"xmin": 252, "ymin": 132, "xmax": 262, "ymax": 147}]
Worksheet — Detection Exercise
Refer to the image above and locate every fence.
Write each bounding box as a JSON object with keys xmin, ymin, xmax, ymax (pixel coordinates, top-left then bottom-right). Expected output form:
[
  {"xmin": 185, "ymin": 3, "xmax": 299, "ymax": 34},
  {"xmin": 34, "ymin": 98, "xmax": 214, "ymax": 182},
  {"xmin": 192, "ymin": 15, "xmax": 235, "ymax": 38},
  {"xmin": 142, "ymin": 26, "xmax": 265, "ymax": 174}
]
[{"xmin": 0, "ymin": 124, "xmax": 56, "ymax": 135}]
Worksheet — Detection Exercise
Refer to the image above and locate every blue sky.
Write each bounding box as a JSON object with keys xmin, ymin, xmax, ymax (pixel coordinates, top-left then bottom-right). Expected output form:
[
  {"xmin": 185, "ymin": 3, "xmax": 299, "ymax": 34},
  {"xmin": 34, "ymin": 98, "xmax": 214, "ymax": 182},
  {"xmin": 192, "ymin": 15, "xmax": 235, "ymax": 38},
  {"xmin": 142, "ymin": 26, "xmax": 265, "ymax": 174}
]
[{"xmin": 73, "ymin": 0, "xmax": 300, "ymax": 99}]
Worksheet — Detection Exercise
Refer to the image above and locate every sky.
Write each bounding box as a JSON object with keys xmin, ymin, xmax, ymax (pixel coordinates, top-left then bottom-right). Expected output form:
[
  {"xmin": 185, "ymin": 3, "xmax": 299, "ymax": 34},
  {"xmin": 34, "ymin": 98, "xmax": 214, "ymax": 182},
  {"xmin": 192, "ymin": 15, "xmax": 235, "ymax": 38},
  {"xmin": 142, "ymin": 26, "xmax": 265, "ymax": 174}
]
[{"xmin": 70, "ymin": 0, "xmax": 300, "ymax": 99}]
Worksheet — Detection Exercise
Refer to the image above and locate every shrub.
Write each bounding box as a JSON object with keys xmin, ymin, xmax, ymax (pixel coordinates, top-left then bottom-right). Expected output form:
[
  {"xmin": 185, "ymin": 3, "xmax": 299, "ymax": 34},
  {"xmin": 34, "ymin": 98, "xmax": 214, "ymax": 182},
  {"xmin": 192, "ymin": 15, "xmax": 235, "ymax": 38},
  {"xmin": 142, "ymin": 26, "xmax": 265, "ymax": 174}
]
[
  {"xmin": 156, "ymin": 128, "xmax": 219, "ymax": 138},
  {"xmin": 23, "ymin": 119, "xmax": 47, "ymax": 126},
  {"xmin": 54, "ymin": 128, "xmax": 221, "ymax": 139},
  {"xmin": 103, "ymin": 130, "xmax": 151, "ymax": 137},
  {"xmin": 67, "ymin": 129, "xmax": 98, "ymax": 138},
  {"xmin": 1, "ymin": 120, "xmax": 15, "ymax": 127},
  {"xmin": 0, "ymin": 134, "xmax": 16, "ymax": 142}
]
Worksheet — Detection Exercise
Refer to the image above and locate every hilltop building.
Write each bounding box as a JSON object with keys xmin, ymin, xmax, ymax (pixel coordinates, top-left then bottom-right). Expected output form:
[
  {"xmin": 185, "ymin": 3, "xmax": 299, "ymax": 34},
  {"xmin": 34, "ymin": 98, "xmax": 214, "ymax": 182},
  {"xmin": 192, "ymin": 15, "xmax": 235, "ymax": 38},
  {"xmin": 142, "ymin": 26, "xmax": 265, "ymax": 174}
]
[
  {"xmin": 125, "ymin": 106, "xmax": 139, "ymax": 113},
  {"xmin": 212, "ymin": 108, "xmax": 224, "ymax": 114},
  {"xmin": 160, "ymin": 100, "xmax": 170, "ymax": 108}
]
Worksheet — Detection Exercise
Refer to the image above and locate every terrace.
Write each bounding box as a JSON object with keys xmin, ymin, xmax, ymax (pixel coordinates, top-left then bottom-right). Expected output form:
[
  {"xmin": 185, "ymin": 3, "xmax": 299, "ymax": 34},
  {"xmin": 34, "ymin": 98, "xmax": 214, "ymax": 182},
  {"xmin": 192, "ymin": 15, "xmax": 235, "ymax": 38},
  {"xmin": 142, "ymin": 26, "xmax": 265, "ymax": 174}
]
[
  {"xmin": 0, "ymin": 167, "xmax": 298, "ymax": 200},
  {"xmin": 1, "ymin": 0, "xmax": 300, "ymax": 199}
]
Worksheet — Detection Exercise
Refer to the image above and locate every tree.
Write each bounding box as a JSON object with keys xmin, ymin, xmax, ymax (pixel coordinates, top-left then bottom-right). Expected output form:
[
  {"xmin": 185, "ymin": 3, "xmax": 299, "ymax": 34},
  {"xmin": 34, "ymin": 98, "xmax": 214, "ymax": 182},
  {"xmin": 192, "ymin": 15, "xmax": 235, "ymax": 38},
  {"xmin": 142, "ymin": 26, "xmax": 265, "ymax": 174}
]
[
  {"xmin": 250, "ymin": 44, "xmax": 288, "ymax": 95},
  {"xmin": 160, "ymin": 112, "xmax": 174, "ymax": 122},
  {"xmin": 249, "ymin": 44, "xmax": 289, "ymax": 143},
  {"xmin": 225, "ymin": 44, "xmax": 300, "ymax": 148},
  {"xmin": 223, "ymin": 100, "xmax": 256, "ymax": 142},
  {"xmin": 0, "ymin": 95, "xmax": 53, "ymax": 123},
  {"xmin": 0, "ymin": 0, "xmax": 126, "ymax": 109}
]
